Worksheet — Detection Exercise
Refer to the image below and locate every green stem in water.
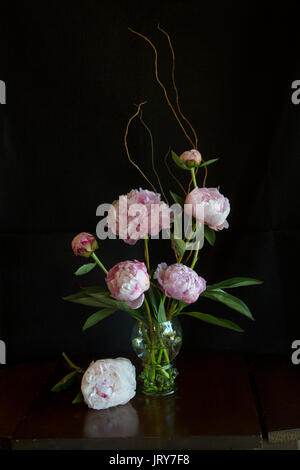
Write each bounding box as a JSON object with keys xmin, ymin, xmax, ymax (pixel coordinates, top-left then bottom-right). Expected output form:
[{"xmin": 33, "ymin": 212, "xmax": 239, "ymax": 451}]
[
  {"xmin": 144, "ymin": 238, "xmax": 150, "ymax": 271},
  {"xmin": 156, "ymin": 335, "xmax": 172, "ymax": 380},
  {"xmin": 191, "ymin": 168, "xmax": 197, "ymax": 189},
  {"xmin": 157, "ymin": 362, "xmax": 170, "ymax": 379},
  {"xmin": 140, "ymin": 323, "xmax": 151, "ymax": 346},
  {"xmin": 91, "ymin": 252, "xmax": 108, "ymax": 275}
]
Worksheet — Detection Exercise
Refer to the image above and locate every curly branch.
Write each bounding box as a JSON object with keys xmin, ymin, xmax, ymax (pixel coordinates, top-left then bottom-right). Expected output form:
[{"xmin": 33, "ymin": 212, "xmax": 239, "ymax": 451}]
[
  {"xmin": 139, "ymin": 109, "xmax": 169, "ymax": 203},
  {"xmin": 157, "ymin": 25, "xmax": 208, "ymax": 188},
  {"xmin": 164, "ymin": 147, "xmax": 187, "ymax": 196},
  {"xmin": 128, "ymin": 27, "xmax": 195, "ymax": 148},
  {"xmin": 124, "ymin": 101, "xmax": 158, "ymax": 193},
  {"xmin": 157, "ymin": 24, "xmax": 198, "ymax": 150}
]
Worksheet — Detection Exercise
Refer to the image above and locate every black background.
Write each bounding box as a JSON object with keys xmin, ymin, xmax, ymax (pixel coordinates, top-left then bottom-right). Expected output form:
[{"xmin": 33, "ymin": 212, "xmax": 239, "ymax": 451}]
[{"xmin": 0, "ymin": 0, "xmax": 299, "ymax": 364}]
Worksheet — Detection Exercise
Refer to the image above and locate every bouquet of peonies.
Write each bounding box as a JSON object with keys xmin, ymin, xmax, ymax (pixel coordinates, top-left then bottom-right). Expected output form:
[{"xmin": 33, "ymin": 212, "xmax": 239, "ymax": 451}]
[{"xmin": 52, "ymin": 26, "xmax": 262, "ymax": 404}]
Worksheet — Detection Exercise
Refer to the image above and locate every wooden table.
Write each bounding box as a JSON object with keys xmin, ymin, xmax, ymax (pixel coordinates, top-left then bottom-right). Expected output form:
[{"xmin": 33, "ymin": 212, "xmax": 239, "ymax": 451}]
[
  {"xmin": 0, "ymin": 351, "xmax": 299, "ymax": 450},
  {"xmin": 249, "ymin": 354, "xmax": 300, "ymax": 449}
]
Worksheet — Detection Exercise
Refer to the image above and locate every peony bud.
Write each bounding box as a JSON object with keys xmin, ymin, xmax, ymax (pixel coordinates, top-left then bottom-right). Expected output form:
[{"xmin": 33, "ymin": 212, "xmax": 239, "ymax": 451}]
[
  {"xmin": 154, "ymin": 262, "xmax": 206, "ymax": 304},
  {"xmin": 106, "ymin": 260, "xmax": 150, "ymax": 309},
  {"xmin": 71, "ymin": 232, "xmax": 99, "ymax": 258},
  {"xmin": 179, "ymin": 149, "xmax": 202, "ymax": 168},
  {"xmin": 81, "ymin": 357, "xmax": 136, "ymax": 410}
]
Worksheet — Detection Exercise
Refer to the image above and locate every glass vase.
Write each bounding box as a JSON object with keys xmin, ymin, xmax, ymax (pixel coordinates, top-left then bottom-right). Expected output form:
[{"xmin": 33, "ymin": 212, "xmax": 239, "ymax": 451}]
[{"xmin": 131, "ymin": 318, "xmax": 182, "ymax": 397}]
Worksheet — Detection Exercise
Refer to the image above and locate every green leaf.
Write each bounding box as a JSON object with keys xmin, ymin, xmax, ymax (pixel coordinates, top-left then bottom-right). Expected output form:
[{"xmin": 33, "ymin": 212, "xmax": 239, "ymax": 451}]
[
  {"xmin": 174, "ymin": 238, "xmax": 186, "ymax": 258},
  {"xmin": 84, "ymin": 290, "xmax": 129, "ymax": 310},
  {"xmin": 51, "ymin": 370, "xmax": 79, "ymax": 392},
  {"xmin": 81, "ymin": 288, "xmax": 124, "ymax": 307},
  {"xmin": 147, "ymin": 285, "xmax": 161, "ymax": 315},
  {"xmin": 72, "ymin": 390, "xmax": 84, "ymax": 404},
  {"xmin": 174, "ymin": 301, "xmax": 188, "ymax": 315},
  {"xmin": 81, "ymin": 286, "xmax": 108, "ymax": 294},
  {"xmin": 82, "ymin": 308, "xmax": 117, "ymax": 331},
  {"xmin": 74, "ymin": 263, "xmax": 96, "ymax": 276},
  {"xmin": 188, "ymin": 222, "xmax": 204, "ymax": 243},
  {"xmin": 199, "ymin": 158, "xmax": 219, "ymax": 168},
  {"xmin": 85, "ymin": 289, "xmax": 146, "ymax": 322},
  {"xmin": 64, "ymin": 287, "xmax": 136, "ymax": 313},
  {"xmin": 206, "ymin": 277, "xmax": 264, "ymax": 290},
  {"xmin": 66, "ymin": 286, "xmax": 145, "ymax": 322},
  {"xmin": 170, "ymin": 233, "xmax": 186, "ymax": 258},
  {"xmin": 128, "ymin": 310, "xmax": 146, "ymax": 323},
  {"xmin": 201, "ymin": 289, "xmax": 254, "ymax": 320},
  {"xmin": 204, "ymin": 225, "xmax": 216, "ymax": 246},
  {"xmin": 170, "ymin": 191, "xmax": 184, "ymax": 207},
  {"xmin": 180, "ymin": 311, "xmax": 243, "ymax": 332},
  {"xmin": 171, "ymin": 150, "xmax": 190, "ymax": 170},
  {"xmin": 63, "ymin": 291, "xmax": 105, "ymax": 308},
  {"xmin": 157, "ymin": 299, "xmax": 167, "ymax": 323}
]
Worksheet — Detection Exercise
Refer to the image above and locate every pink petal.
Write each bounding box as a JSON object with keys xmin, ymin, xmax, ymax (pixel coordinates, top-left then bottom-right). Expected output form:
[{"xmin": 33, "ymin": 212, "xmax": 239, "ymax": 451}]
[{"xmin": 126, "ymin": 294, "xmax": 144, "ymax": 310}]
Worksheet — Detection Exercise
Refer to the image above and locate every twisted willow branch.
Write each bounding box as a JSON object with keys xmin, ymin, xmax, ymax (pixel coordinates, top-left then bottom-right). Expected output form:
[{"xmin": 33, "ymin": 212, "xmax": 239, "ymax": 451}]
[
  {"xmin": 124, "ymin": 101, "xmax": 158, "ymax": 193},
  {"xmin": 128, "ymin": 27, "xmax": 195, "ymax": 149},
  {"xmin": 157, "ymin": 24, "xmax": 198, "ymax": 150},
  {"xmin": 157, "ymin": 25, "xmax": 208, "ymax": 188},
  {"xmin": 164, "ymin": 147, "xmax": 187, "ymax": 196},
  {"xmin": 139, "ymin": 109, "xmax": 168, "ymax": 203},
  {"xmin": 129, "ymin": 25, "xmax": 208, "ymax": 188}
]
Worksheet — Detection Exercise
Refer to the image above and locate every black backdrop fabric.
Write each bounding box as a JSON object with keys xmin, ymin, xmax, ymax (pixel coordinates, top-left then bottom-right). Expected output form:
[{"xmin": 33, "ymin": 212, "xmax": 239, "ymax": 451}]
[{"xmin": 0, "ymin": 0, "xmax": 300, "ymax": 364}]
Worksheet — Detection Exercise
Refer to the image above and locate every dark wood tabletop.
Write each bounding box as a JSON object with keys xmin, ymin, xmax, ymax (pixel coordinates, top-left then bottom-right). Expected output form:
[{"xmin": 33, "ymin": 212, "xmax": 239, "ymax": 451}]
[
  {"xmin": 0, "ymin": 350, "xmax": 299, "ymax": 450},
  {"xmin": 250, "ymin": 354, "xmax": 300, "ymax": 447}
]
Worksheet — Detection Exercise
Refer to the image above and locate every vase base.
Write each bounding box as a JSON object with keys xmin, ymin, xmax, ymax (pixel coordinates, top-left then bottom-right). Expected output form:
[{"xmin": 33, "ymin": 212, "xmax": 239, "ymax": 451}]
[{"xmin": 139, "ymin": 384, "xmax": 178, "ymax": 397}]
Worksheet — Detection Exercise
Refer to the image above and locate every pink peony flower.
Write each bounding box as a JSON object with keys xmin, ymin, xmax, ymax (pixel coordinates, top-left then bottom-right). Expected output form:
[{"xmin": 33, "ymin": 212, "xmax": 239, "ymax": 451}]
[
  {"xmin": 71, "ymin": 232, "xmax": 99, "ymax": 258},
  {"xmin": 107, "ymin": 188, "xmax": 171, "ymax": 245},
  {"xmin": 179, "ymin": 149, "xmax": 202, "ymax": 167},
  {"xmin": 154, "ymin": 263, "xmax": 206, "ymax": 304},
  {"xmin": 185, "ymin": 187, "xmax": 230, "ymax": 231},
  {"xmin": 81, "ymin": 357, "xmax": 136, "ymax": 410},
  {"xmin": 106, "ymin": 260, "xmax": 150, "ymax": 309}
]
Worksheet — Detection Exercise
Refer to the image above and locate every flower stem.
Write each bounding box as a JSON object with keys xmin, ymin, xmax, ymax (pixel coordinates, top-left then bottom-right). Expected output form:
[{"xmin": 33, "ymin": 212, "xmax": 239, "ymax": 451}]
[
  {"xmin": 62, "ymin": 352, "xmax": 83, "ymax": 372},
  {"xmin": 167, "ymin": 300, "xmax": 177, "ymax": 320},
  {"xmin": 177, "ymin": 219, "xmax": 195, "ymax": 264},
  {"xmin": 144, "ymin": 296, "xmax": 153, "ymax": 329},
  {"xmin": 156, "ymin": 333, "xmax": 172, "ymax": 380},
  {"xmin": 191, "ymin": 168, "xmax": 197, "ymax": 189},
  {"xmin": 91, "ymin": 252, "xmax": 108, "ymax": 275},
  {"xmin": 144, "ymin": 238, "xmax": 150, "ymax": 271},
  {"xmin": 140, "ymin": 323, "xmax": 151, "ymax": 346},
  {"xmin": 190, "ymin": 241, "xmax": 200, "ymax": 269}
]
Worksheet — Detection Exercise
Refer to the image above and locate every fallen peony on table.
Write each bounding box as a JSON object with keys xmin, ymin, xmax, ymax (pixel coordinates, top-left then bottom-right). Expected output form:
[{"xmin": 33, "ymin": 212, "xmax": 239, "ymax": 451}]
[
  {"xmin": 81, "ymin": 357, "xmax": 136, "ymax": 410},
  {"xmin": 4, "ymin": 351, "xmax": 291, "ymax": 450}
]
